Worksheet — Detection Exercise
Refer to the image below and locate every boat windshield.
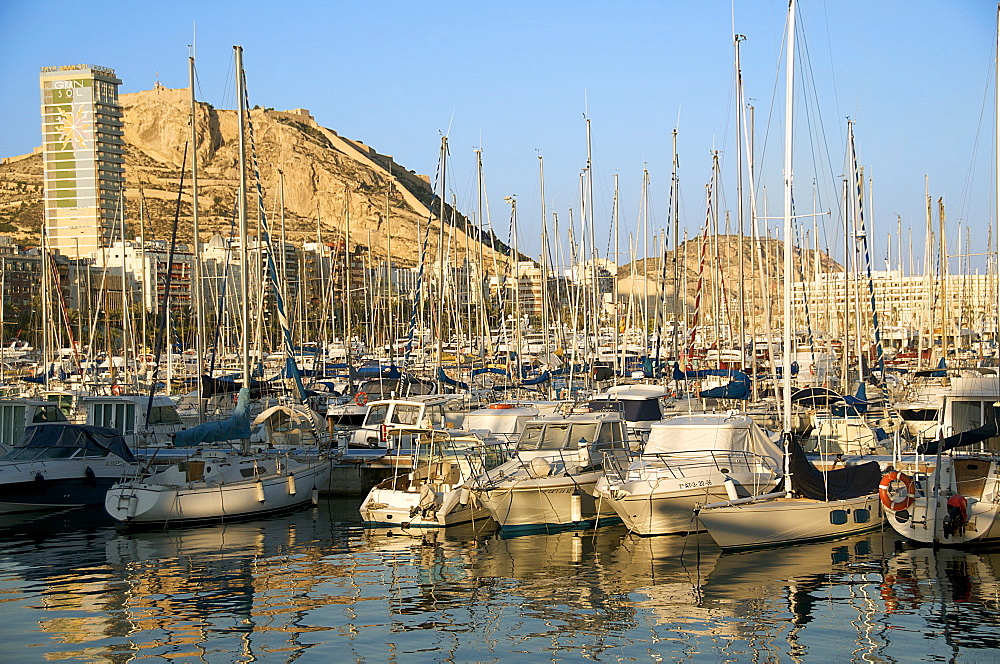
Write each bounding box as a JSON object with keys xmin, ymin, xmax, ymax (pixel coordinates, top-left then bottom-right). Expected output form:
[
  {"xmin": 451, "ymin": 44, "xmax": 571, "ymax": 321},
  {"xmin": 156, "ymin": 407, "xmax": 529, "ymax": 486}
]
[
  {"xmin": 517, "ymin": 422, "xmax": 603, "ymax": 451},
  {"xmin": 391, "ymin": 404, "xmax": 421, "ymax": 426},
  {"xmin": 32, "ymin": 405, "xmax": 68, "ymax": 423},
  {"xmin": 363, "ymin": 404, "xmax": 389, "ymax": 426},
  {"xmin": 0, "ymin": 446, "xmax": 82, "ymax": 461}
]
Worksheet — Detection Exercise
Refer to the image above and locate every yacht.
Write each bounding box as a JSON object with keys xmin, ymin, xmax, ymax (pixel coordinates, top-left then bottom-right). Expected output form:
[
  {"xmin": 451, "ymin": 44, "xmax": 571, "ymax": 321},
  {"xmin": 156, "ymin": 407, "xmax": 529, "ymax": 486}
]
[{"xmin": 468, "ymin": 410, "xmax": 631, "ymax": 532}]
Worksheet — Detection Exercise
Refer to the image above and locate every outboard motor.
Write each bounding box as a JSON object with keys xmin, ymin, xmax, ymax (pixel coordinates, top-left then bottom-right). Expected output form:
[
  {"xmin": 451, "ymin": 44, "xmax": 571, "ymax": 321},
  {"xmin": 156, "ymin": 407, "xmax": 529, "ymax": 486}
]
[{"xmin": 943, "ymin": 494, "xmax": 968, "ymax": 538}]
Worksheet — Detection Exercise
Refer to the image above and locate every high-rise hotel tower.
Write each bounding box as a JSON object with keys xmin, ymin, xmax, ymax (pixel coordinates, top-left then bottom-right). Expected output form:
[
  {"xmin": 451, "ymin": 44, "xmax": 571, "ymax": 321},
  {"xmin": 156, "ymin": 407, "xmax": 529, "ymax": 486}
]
[{"xmin": 39, "ymin": 64, "xmax": 125, "ymax": 258}]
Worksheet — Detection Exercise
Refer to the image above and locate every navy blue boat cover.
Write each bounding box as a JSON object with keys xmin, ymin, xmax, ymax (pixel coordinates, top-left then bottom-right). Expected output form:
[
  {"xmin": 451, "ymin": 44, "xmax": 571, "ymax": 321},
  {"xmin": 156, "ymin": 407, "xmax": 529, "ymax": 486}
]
[
  {"xmin": 18, "ymin": 423, "xmax": 136, "ymax": 463},
  {"xmin": 788, "ymin": 436, "xmax": 881, "ymax": 500}
]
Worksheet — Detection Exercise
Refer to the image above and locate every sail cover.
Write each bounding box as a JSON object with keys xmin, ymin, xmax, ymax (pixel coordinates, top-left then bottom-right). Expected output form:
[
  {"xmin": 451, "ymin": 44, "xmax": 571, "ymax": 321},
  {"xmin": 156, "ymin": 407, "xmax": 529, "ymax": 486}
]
[
  {"xmin": 788, "ymin": 436, "xmax": 881, "ymax": 500},
  {"xmin": 917, "ymin": 416, "xmax": 1000, "ymax": 455},
  {"xmin": 173, "ymin": 388, "xmax": 252, "ymax": 447}
]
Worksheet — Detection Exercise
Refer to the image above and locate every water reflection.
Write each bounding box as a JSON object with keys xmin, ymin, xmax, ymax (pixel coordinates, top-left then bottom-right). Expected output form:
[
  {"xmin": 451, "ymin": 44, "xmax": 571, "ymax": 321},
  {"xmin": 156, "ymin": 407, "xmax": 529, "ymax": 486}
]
[
  {"xmin": 1, "ymin": 501, "xmax": 1000, "ymax": 662},
  {"xmin": 885, "ymin": 545, "xmax": 1000, "ymax": 653}
]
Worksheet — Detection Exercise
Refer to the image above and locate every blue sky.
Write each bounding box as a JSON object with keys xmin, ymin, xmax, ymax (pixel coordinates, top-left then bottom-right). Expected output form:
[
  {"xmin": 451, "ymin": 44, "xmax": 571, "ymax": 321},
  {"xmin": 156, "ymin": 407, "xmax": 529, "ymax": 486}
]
[{"xmin": 1, "ymin": 1, "xmax": 996, "ymax": 273}]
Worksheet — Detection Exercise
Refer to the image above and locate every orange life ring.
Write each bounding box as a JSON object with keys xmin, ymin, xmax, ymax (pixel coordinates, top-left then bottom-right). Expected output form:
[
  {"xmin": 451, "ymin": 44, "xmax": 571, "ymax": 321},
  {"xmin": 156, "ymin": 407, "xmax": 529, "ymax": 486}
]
[
  {"xmin": 111, "ymin": 384, "xmax": 124, "ymax": 396},
  {"xmin": 879, "ymin": 471, "xmax": 916, "ymax": 511},
  {"xmin": 489, "ymin": 403, "xmax": 514, "ymax": 409},
  {"xmin": 354, "ymin": 391, "xmax": 368, "ymax": 406}
]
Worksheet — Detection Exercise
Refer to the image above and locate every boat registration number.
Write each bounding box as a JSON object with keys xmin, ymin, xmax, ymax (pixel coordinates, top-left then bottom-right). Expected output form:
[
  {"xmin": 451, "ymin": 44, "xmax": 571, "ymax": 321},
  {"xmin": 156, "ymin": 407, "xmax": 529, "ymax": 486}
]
[{"xmin": 679, "ymin": 479, "xmax": 713, "ymax": 489}]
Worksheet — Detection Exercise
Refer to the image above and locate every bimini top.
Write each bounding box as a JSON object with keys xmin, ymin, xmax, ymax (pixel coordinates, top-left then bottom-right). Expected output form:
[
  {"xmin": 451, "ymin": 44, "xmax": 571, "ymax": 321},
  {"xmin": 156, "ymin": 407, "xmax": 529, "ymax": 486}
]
[{"xmin": 2, "ymin": 423, "xmax": 136, "ymax": 462}]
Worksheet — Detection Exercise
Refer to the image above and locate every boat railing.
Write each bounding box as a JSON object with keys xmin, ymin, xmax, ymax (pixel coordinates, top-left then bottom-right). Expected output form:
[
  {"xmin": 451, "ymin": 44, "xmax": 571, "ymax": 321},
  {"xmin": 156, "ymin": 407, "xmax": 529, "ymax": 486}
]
[
  {"xmin": 475, "ymin": 441, "xmax": 627, "ymax": 487},
  {"xmin": 602, "ymin": 449, "xmax": 773, "ymax": 484}
]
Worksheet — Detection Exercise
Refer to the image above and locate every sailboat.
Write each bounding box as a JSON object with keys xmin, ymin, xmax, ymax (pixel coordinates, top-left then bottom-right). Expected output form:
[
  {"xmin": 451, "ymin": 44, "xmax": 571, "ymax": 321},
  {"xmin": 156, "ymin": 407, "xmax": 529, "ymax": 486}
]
[
  {"xmin": 104, "ymin": 47, "xmax": 331, "ymax": 528},
  {"xmin": 696, "ymin": 0, "xmax": 883, "ymax": 550},
  {"xmin": 882, "ymin": 5, "xmax": 1000, "ymax": 548}
]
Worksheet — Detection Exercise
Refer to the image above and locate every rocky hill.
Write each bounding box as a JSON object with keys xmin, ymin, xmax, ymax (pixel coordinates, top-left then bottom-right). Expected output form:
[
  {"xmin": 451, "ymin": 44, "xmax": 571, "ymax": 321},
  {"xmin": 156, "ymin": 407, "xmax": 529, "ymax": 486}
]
[
  {"xmin": 616, "ymin": 234, "xmax": 842, "ymax": 314},
  {"xmin": 0, "ymin": 87, "xmax": 509, "ymax": 268},
  {"xmin": 0, "ymin": 87, "xmax": 841, "ymax": 295}
]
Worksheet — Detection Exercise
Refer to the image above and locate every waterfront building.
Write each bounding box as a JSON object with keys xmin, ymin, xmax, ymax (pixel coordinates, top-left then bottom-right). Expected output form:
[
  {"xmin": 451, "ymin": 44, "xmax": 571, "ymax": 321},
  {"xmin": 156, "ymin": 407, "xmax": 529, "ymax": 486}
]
[
  {"xmin": 39, "ymin": 64, "xmax": 125, "ymax": 259},
  {"xmin": 793, "ymin": 270, "xmax": 999, "ymax": 349},
  {"xmin": 0, "ymin": 237, "xmax": 40, "ymax": 314},
  {"xmin": 90, "ymin": 239, "xmax": 193, "ymax": 314}
]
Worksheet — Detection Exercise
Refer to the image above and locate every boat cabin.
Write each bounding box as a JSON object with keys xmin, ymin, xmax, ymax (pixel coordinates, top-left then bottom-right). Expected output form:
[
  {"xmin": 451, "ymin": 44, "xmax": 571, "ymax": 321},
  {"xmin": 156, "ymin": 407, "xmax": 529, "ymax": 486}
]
[
  {"xmin": 514, "ymin": 411, "xmax": 630, "ymax": 467},
  {"xmin": 81, "ymin": 394, "xmax": 184, "ymax": 448},
  {"xmin": 342, "ymin": 395, "xmax": 467, "ymax": 452},
  {"xmin": 0, "ymin": 399, "xmax": 69, "ymax": 449}
]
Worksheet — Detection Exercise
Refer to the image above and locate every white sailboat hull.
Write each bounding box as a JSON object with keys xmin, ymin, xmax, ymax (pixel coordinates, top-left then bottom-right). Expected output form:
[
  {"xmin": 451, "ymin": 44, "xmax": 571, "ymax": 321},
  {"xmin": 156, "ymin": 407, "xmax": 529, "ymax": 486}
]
[
  {"xmin": 698, "ymin": 494, "xmax": 883, "ymax": 550},
  {"xmin": 106, "ymin": 457, "xmax": 330, "ymax": 526},
  {"xmin": 887, "ymin": 495, "xmax": 1000, "ymax": 545}
]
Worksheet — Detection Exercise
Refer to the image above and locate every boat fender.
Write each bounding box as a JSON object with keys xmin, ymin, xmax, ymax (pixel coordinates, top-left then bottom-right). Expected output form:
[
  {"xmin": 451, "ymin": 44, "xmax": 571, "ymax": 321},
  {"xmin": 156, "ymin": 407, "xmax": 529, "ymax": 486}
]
[
  {"xmin": 528, "ymin": 457, "xmax": 552, "ymax": 479},
  {"xmin": 878, "ymin": 471, "xmax": 916, "ymax": 511},
  {"xmin": 438, "ymin": 489, "xmax": 462, "ymax": 523},
  {"xmin": 85, "ymin": 466, "xmax": 97, "ymax": 488},
  {"xmin": 286, "ymin": 473, "xmax": 297, "ymax": 496},
  {"xmin": 311, "ymin": 488, "xmax": 319, "ymax": 505},
  {"xmin": 34, "ymin": 472, "xmax": 45, "ymax": 493},
  {"xmin": 570, "ymin": 490, "xmax": 583, "ymax": 522},
  {"xmin": 254, "ymin": 480, "xmax": 265, "ymax": 503},
  {"xmin": 418, "ymin": 484, "xmax": 438, "ymax": 514},
  {"xmin": 459, "ymin": 486, "xmax": 471, "ymax": 505},
  {"xmin": 723, "ymin": 476, "xmax": 740, "ymax": 502}
]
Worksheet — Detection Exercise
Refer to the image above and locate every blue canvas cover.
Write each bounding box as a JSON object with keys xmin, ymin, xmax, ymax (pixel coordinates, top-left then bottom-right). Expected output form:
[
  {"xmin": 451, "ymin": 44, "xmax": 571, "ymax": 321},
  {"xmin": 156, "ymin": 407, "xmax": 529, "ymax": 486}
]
[{"xmin": 173, "ymin": 388, "xmax": 252, "ymax": 447}]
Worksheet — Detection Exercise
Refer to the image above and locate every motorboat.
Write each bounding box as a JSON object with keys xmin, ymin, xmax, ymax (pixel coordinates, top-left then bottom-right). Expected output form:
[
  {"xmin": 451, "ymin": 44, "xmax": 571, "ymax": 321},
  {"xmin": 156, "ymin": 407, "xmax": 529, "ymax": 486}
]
[
  {"xmin": 81, "ymin": 393, "xmax": 185, "ymax": 450},
  {"xmin": 586, "ymin": 383, "xmax": 668, "ymax": 444},
  {"xmin": 0, "ymin": 398, "xmax": 70, "ymax": 450},
  {"xmin": 463, "ymin": 402, "xmax": 546, "ymax": 442},
  {"xmin": 360, "ymin": 430, "xmax": 511, "ymax": 527},
  {"xmin": 338, "ymin": 394, "xmax": 468, "ymax": 454},
  {"xmin": 0, "ymin": 423, "xmax": 139, "ymax": 514},
  {"xmin": 594, "ymin": 412, "xmax": 785, "ymax": 536},
  {"xmin": 468, "ymin": 410, "xmax": 631, "ymax": 532},
  {"xmin": 892, "ymin": 367, "xmax": 1000, "ymax": 449}
]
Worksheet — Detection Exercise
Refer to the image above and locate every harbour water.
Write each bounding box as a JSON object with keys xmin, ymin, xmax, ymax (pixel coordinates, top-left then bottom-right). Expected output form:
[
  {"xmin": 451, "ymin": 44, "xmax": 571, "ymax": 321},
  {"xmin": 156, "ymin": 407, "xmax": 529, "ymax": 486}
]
[{"xmin": 1, "ymin": 499, "xmax": 999, "ymax": 662}]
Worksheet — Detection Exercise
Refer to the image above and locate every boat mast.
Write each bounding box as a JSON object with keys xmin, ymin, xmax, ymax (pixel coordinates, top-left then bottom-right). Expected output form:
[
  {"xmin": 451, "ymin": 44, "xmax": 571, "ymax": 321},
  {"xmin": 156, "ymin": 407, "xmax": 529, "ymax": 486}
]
[
  {"xmin": 189, "ymin": 53, "xmax": 205, "ymax": 424},
  {"xmin": 585, "ymin": 115, "xmax": 599, "ymax": 374},
  {"xmin": 235, "ymin": 45, "xmax": 250, "ymax": 399},
  {"xmin": 540, "ymin": 154, "xmax": 552, "ymax": 389},
  {"xmin": 782, "ymin": 0, "xmax": 796, "ymax": 495},
  {"xmin": 671, "ymin": 128, "xmax": 680, "ymax": 361},
  {"xmin": 735, "ymin": 34, "xmax": 748, "ymax": 368},
  {"xmin": 434, "ymin": 136, "xmax": 447, "ymax": 389}
]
